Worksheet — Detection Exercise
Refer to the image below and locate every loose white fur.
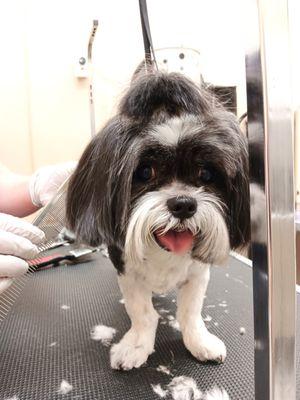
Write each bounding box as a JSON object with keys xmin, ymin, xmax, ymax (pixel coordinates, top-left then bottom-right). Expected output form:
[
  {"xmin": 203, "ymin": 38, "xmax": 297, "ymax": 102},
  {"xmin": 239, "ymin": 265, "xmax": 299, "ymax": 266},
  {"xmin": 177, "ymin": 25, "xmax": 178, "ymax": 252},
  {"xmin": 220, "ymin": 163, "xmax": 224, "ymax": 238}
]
[
  {"xmin": 110, "ymin": 181, "xmax": 228, "ymax": 370},
  {"xmin": 158, "ymin": 308, "xmax": 169, "ymax": 314},
  {"xmin": 151, "ymin": 384, "xmax": 168, "ymax": 398},
  {"xmin": 204, "ymin": 387, "xmax": 230, "ymax": 400},
  {"xmin": 168, "ymin": 319, "xmax": 181, "ymax": 331},
  {"xmin": 151, "ymin": 378, "xmax": 230, "ymax": 400},
  {"xmin": 156, "ymin": 365, "xmax": 172, "ymax": 375},
  {"xmin": 57, "ymin": 380, "xmax": 73, "ymax": 395},
  {"xmin": 167, "ymin": 376, "xmax": 202, "ymax": 400},
  {"xmin": 151, "ymin": 376, "xmax": 202, "ymax": 400},
  {"xmin": 91, "ymin": 325, "xmax": 117, "ymax": 346}
]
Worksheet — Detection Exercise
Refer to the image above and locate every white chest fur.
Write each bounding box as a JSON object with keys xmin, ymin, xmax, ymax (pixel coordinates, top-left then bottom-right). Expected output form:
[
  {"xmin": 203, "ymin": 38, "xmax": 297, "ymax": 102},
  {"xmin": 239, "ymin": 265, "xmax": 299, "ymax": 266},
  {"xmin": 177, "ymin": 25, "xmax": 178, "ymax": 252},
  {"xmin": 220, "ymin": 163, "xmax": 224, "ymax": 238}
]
[{"xmin": 125, "ymin": 245, "xmax": 194, "ymax": 294}]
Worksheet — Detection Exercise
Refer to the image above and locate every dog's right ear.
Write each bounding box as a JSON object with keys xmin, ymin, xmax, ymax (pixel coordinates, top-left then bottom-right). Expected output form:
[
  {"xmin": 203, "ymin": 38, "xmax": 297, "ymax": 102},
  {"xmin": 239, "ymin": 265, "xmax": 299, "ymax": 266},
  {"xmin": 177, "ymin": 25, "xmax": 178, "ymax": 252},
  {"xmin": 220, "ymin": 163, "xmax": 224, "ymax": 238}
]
[
  {"xmin": 66, "ymin": 117, "xmax": 142, "ymax": 247},
  {"xmin": 66, "ymin": 130, "xmax": 107, "ymax": 246}
]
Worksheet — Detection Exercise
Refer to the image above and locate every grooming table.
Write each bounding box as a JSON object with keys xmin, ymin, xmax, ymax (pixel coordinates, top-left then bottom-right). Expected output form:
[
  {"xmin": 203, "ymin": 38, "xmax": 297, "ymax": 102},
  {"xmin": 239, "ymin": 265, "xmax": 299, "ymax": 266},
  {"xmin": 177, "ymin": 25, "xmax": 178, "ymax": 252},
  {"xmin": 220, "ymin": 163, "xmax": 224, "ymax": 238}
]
[{"xmin": 0, "ymin": 252, "xmax": 299, "ymax": 400}]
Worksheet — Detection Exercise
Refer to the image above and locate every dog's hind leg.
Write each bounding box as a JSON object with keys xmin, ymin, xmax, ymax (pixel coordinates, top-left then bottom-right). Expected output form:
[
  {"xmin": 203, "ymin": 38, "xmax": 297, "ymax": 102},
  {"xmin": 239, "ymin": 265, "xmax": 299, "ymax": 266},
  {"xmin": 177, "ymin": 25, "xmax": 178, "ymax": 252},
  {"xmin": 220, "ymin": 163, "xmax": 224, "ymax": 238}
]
[
  {"xmin": 176, "ymin": 262, "xmax": 226, "ymax": 363},
  {"xmin": 110, "ymin": 272, "xmax": 159, "ymax": 370}
]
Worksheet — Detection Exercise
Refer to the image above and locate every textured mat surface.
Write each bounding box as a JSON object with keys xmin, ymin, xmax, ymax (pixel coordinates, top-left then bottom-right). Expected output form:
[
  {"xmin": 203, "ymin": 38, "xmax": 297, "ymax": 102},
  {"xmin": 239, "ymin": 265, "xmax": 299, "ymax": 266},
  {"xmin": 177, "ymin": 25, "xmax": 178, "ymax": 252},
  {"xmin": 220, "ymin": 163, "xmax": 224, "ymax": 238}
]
[{"xmin": 0, "ymin": 252, "xmax": 298, "ymax": 400}]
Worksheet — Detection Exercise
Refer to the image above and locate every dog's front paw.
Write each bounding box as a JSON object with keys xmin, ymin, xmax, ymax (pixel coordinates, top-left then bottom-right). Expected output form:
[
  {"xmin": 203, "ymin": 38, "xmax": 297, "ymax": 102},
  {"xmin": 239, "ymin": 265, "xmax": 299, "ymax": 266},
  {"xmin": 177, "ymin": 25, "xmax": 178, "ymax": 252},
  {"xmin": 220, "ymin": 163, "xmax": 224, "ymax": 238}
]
[
  {"xmin": 110, "ymin": 334, "xmax": 154, "ymax": 370},
  {"xmin": 183, "ymin": 328, "xmax": 226, "ymax": 363}
]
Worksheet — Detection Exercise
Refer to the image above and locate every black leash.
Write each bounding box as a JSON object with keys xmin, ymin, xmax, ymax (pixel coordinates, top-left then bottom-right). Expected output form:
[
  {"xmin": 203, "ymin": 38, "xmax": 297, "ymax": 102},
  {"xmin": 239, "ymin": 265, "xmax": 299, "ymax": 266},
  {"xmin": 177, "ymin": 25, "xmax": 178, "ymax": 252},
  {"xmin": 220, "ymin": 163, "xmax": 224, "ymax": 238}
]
[{"xmin": 138, "ymin": 0, "xmax": 158, "ymax": 69}]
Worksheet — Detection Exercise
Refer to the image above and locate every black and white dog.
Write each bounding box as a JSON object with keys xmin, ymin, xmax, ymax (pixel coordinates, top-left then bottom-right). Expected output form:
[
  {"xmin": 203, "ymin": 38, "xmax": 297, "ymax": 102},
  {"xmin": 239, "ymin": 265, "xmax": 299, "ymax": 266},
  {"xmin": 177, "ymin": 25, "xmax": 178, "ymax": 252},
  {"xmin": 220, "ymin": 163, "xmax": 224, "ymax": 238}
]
[{"xmin": 66, "ymin": 70, "xmax": 249, "ymax": 370}]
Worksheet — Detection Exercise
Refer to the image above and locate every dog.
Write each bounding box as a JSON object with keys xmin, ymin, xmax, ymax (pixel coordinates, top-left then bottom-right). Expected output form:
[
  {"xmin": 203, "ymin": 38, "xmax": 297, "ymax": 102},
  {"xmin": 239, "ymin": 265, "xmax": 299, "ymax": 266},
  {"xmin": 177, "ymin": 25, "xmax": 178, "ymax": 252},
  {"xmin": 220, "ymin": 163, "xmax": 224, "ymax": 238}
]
[{"xmin": 66, "ymin": 69, "xmax": 250, "ymax": 370}]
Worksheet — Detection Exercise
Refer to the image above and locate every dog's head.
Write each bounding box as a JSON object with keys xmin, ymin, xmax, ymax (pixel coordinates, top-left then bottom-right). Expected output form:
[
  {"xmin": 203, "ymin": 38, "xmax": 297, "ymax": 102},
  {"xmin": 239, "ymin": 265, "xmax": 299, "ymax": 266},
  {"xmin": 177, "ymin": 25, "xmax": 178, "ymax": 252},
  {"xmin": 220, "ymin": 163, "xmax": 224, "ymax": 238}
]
[{"xmin": 66, "ymin": 71, "xmax": 249, "ymax": 266}]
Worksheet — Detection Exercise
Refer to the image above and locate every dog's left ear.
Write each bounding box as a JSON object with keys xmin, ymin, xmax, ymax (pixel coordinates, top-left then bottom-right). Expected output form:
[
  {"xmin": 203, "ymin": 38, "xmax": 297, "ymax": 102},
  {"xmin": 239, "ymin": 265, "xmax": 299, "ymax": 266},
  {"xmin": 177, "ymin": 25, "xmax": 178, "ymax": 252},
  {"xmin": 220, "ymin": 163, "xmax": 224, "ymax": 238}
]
[{"xmin": 228, "ymin": 123, "xmax": 250, "ymax": 249}]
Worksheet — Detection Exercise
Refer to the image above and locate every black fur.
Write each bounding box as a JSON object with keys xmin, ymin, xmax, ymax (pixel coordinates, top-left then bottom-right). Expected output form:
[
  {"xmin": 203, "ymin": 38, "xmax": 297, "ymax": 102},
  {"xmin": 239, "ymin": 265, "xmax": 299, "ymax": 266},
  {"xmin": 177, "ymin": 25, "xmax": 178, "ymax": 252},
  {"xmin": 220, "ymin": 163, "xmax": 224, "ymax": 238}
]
[
  {"xmin": 66, "ymin": 71, "xmax": 250, "ymax": 272},
  {"xmin": 66, "ymin": 117, "xmax": 145, "ymax": 249},
  {"xmin": 119, "ymin": 71, "xmax": 212, "ymax": 123},
  {"xmin": 107, "ymin": 245, "xmax": 124, "ymax": 273}
]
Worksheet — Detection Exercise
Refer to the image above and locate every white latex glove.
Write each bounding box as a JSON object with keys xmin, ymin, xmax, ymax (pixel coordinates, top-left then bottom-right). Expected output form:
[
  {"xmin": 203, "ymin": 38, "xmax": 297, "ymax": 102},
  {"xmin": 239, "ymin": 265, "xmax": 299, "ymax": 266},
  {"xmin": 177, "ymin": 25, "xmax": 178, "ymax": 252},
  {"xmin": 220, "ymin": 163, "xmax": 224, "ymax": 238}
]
[
  {"xmin": 0, "ymin": 213, "xmax": 45, "ymax": 294},
  {"xmin": 29, "ymin": 161, "xmax": 77, "ymax": 207}
]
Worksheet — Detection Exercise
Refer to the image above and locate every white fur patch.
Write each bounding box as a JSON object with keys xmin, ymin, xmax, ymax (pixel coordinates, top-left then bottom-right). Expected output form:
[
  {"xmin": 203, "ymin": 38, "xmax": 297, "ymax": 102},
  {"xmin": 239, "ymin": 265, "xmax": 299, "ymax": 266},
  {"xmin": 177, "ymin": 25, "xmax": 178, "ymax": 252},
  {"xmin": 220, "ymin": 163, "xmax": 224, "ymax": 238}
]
[
  {"xmin": 176, "ymin": 263, "xmax": 226, "ymax": 363},
  {"xmin": 156, "ymin": 365, "xmax": 172, "ymax": 375},
  {"xmin": 99, "ymin": 244, "xmax": 109, "ymax": 258},
  {"xmin": 168, "ymin": 376, "xmax": 202, "ymax": 400},
  {"xmin": 150, "ymin": 118, "xmax": 183, "ymax": 146},
  {"xmin": 91, "ymin": 325, "xmax": 117, "ymax": 346},
  {"xmin": 110, "ymin": 340, "xmax": 151, "ymax": 370},
  {"xmin": 151, "ymin": 378, "xmax": 230, "ymax": 400},
  {"xmin": 151, "ymin": 384, "xmax": 168, "ymax": 398},
  {"xmin": 5, "ymin": 396, "xmax": 19, "ymax": 400},
  {"xmin": 57, "ymin": 380, "xmax": 73, "ymax": 395},
  {"xmin": 167, "ymin": 315, "xmax": 175, "ymax": 320},
  {"xmin": 204, "ymin": 387, "xmax": 230, "ymax": 400},
  {"xmin": 151, "ymin": 376, "xmax": 202, "ymax": 400},
  {"xmin": 150, "ymin": 116, "xmax": 200, "ymax": 146},
  {"xmin": 159, "ymin": 308, "xmax": 170, "ymax": 314},
  {"xmin": 168, "ymin": 319, "xmax": 180, "ymax": 331},
  {"xmin": 61, "ymin": 305, "xmax": 70, "ymax": 310},
  {"xmin": 125, "ymin": 183, "xmax": 228, "ymax": 268}
]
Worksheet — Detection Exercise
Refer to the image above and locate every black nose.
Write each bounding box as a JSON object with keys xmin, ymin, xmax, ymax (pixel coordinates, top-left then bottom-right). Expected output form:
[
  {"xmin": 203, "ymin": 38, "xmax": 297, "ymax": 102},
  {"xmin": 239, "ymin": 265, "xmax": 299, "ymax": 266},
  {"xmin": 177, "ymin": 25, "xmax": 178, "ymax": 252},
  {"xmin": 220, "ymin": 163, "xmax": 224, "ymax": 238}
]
[{"xmin": 167, "ymin": 196, "xmax": 197, "ymax": 220}]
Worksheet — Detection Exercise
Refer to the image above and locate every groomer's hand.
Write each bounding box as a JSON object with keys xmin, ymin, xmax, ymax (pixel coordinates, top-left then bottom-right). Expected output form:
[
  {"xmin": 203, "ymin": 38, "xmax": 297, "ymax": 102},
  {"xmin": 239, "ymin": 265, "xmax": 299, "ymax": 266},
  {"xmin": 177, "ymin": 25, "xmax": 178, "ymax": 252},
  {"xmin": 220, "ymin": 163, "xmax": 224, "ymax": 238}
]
[
  {"xmin": 0, "ymin": 213, "xmax": 45, "ymax": 295},
  {"xmin": 29, "ymin": 161, "xmax": 77, "ymax": 207}
]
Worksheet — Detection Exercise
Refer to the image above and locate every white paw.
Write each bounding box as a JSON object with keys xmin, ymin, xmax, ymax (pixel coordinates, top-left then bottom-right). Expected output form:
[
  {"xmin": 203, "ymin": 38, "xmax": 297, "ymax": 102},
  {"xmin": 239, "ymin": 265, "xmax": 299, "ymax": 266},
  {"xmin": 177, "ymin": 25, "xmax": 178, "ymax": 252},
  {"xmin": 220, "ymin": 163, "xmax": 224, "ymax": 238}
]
[
  {"xmin": 110, "ymin": 334, "xmax": 153, "ymax": 370},
  {"xmin": 183, "ymin": 329, "xmax": 226, "ymax": 363}
]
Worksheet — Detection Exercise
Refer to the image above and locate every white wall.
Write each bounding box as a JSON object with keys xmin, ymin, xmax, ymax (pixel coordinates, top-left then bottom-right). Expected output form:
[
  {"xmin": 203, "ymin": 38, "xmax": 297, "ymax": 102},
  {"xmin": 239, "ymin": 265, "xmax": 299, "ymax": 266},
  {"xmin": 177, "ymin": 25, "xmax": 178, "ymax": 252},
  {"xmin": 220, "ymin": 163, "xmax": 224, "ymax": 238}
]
[
  {"xmin": 0, "ymin": 0, "xmax": 146, "ymax": 173},
  {"xmin": 2, "ymin": 0, "xmax": 298, "ymax": 175},
  {"xmin": 0, "ymin": 1, "xmax": 32, "ymax": 173}
]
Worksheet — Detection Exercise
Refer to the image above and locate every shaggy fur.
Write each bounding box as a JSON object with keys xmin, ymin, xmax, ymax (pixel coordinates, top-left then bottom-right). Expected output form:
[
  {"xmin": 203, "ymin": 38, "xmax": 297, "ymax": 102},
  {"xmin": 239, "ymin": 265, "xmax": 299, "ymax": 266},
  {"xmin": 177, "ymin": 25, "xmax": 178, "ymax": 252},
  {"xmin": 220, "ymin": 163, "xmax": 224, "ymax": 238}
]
[{"xmin": 66, "ymin": 70, "xmax": 249, "ymax": 370}]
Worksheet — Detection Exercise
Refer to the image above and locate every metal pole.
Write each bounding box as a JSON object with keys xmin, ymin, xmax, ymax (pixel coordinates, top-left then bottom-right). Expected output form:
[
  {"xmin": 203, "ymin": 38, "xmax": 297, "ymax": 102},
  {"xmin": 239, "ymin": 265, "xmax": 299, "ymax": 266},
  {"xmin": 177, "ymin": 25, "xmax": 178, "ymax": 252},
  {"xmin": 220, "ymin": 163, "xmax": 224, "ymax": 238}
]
[
  {"xmin": 245, "ymin": 1, "xmax": 296, "ymax": 399},
  {"xmin": 88, "ymin": 19, "xmax": 99, "ymax": 138}
]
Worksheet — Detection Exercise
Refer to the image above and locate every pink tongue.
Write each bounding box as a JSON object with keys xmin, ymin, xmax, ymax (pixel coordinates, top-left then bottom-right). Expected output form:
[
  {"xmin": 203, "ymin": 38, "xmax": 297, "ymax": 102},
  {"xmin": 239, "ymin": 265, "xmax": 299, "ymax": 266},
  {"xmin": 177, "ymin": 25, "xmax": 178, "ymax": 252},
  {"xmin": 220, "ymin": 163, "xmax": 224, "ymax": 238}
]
[{"xmin": 155, "ymin": 229, "xmax": 194, "ymax": 254}]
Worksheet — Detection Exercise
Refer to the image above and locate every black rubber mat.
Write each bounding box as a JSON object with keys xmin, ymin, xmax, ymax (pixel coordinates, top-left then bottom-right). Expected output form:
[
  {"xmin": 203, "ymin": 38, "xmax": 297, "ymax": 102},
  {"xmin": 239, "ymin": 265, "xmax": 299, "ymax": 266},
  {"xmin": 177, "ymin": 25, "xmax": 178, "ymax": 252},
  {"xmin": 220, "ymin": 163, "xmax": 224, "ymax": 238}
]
[{"xmin": 0, "ymin": 252, "xmax": 299, "ymax": 399}]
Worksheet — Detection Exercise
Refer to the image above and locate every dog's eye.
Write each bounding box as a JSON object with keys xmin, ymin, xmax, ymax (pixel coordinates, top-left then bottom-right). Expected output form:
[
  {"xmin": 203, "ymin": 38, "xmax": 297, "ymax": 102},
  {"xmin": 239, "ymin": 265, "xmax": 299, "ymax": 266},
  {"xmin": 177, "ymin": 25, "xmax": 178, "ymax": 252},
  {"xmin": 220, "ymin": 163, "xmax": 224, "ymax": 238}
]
[
  {"xmin": 199, "ymin": 166, "xmax": 215, "ymax": 184},
  {"xmin": 134, "ymin": 165, "xmax": 156, "ymax": 182}
]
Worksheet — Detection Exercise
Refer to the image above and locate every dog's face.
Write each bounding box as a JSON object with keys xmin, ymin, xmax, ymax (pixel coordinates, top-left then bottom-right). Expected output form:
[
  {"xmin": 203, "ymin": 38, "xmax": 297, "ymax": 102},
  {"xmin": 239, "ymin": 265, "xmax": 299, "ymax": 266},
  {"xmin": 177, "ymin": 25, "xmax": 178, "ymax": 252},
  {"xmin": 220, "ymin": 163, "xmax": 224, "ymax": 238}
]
[{"xmin": 66, "ymin": 72, "xmax": 249, "ymax": 270}]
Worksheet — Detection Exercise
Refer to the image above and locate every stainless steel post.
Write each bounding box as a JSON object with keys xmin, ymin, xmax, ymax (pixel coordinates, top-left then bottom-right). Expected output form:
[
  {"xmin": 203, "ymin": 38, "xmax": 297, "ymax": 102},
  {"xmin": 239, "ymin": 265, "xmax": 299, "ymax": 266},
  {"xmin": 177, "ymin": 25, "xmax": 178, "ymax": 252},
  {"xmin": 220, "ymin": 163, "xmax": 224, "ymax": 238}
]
[
  {"xmin": 245, "ymin": 0, "xmax": 296, "ymax": 399},
  {"xmin": 88, "ymin": 19, "xmax": 99, "ymax": 138}
]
